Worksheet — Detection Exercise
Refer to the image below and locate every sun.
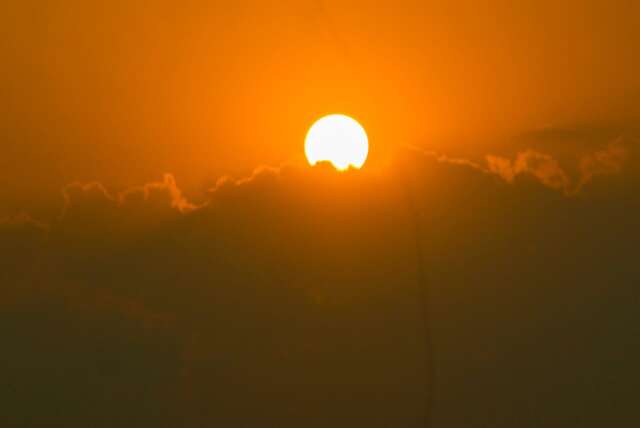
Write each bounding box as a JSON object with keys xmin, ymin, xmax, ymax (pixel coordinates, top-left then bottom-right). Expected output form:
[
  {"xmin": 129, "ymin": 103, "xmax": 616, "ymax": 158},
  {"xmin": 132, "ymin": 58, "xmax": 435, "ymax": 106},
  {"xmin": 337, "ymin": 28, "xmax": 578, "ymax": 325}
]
[{"xmin": 305, "ymin": 114, "xmax": 369, "ymax": 170}]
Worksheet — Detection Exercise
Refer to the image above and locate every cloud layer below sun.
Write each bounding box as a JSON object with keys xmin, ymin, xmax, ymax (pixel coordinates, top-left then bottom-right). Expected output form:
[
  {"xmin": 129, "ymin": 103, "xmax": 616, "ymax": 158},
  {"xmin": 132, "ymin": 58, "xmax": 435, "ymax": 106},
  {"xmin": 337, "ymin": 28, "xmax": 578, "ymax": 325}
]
[{"xmin": 2, "ymin": 141, "xmax": 639, "ymax": 427}]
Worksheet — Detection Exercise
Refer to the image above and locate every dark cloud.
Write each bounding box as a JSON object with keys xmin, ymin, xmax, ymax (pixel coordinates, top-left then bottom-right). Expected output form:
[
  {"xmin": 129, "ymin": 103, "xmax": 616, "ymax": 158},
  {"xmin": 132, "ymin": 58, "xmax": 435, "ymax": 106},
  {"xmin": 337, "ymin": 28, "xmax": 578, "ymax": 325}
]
[
  {"xmin": 486, "ymin": 138, "xmax": 631, "ymax": 195},
  {"xmin": 487, "ymin": 149, "xmax": 571, "ymax": 192},
  {"xmin": 576, "ymin": 139, "xmax": 629, "ymax": 191},
  {"xmin": 2, "ymin": 147, "xmax": 639, "ymax": 427},
  {"xmin": 0, "ymin": 214, "xmax": 48, "ymax": 296},
  {"xmin": 119, "ymin": 173, "xmax": 198, "ymax": 214}
]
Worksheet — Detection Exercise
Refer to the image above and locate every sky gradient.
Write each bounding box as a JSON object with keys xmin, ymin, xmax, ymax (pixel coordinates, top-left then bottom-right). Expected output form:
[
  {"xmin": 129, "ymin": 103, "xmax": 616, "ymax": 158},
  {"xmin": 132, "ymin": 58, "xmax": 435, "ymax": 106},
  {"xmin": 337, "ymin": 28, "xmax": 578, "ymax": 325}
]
[
  {"xmin": 3, "ymin": 0, "xmax": 639, "ymax": 216},
  {"xmin": 2, "ymin": 1, "xmax": 640, "ymax": 427}
]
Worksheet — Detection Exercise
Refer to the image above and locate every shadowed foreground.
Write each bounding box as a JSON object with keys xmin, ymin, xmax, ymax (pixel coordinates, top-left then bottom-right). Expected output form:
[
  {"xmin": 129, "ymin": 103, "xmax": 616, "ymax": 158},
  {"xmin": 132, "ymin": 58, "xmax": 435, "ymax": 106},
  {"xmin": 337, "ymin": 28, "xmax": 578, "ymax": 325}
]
[{"xmin": 2, "ymin": 151, "xmax": 639, "ymax": 427}]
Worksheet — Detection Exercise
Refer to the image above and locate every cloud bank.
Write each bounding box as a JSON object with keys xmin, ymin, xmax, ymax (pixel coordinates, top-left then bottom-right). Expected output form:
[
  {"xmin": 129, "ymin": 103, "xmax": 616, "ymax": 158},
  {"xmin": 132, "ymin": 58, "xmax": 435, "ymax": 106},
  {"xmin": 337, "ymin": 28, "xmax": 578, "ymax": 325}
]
[
  {"xmin": 486, "ymin": 139, "xmax": 630, "ymax": 194},
  {"xmin": 2, "ymin": 144, "xmax": 639, "ymax": 427}
]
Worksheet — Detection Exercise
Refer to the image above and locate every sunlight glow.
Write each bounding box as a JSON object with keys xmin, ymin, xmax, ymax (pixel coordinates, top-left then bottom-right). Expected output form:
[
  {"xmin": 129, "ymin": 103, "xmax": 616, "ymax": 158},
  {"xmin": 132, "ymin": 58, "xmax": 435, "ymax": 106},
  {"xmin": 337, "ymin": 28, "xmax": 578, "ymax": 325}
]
[{"xmin": 305, "ymin": 114, "xmax": 369, "ymax": 170}]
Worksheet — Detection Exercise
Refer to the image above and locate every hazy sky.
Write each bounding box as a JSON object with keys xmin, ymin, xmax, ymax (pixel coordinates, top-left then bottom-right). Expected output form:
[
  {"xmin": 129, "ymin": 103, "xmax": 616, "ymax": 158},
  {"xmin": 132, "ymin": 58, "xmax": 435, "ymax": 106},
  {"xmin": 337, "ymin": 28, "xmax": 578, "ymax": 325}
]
[
  {"xmin": 3, "ymin": 149, "xmax": 639, "ymax": 426},
  {"xmin": 2, "ymin": 2, "xmax": 640, "ymax": 427},
  {"xmin": 3, "ymin": 0, "xmax": 639, "ymax": 216}
]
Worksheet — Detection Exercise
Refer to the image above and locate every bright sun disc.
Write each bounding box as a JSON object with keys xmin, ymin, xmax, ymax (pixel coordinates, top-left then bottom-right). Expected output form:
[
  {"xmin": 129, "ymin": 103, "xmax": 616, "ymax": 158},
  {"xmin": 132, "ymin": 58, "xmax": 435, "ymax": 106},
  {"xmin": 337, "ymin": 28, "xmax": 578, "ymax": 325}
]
[{"xmin": 305, "ymin": 114, "xmax": 369, "ymax": 170}]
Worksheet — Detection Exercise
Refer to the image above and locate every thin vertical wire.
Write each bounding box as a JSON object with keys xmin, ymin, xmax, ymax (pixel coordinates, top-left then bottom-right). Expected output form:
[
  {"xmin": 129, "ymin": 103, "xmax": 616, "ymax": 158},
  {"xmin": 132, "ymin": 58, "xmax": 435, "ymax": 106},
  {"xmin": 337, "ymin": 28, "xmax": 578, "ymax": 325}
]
[{"xmin": 405, "ymin": 160, "xmax": 436, "ymax": 428}]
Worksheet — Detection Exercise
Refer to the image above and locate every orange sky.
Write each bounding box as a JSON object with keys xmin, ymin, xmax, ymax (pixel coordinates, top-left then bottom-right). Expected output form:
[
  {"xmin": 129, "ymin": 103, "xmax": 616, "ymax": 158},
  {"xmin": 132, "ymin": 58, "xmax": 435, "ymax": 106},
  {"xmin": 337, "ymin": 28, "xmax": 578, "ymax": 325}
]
[
  {"xmin": 2, "ymin": 0, "xmax": 639, "ymax": 215},
  {"xmin": 2, "ymin": 3, "xmax": 640, "ymax": 425}
]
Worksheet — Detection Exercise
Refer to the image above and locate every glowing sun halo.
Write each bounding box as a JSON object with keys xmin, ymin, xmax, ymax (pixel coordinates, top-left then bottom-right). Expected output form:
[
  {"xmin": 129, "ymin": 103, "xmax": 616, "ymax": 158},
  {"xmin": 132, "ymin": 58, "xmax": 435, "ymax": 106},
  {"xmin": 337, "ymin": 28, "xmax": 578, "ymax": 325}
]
[{"xmin": 305, "ymin": 114, "xmax": 369, "ymax": 170}]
